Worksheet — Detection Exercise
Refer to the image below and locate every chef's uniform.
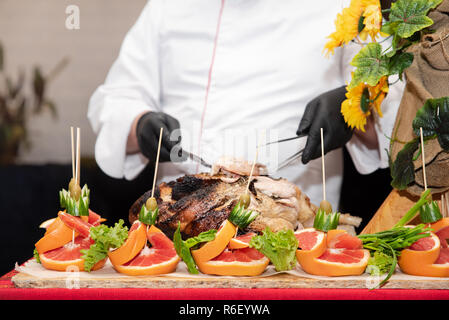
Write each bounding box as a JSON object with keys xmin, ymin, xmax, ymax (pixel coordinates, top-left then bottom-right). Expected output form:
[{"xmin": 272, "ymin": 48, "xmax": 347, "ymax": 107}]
[{"xmin": 88, "ymin": 0, "xmax": 404, "ymax": 210}]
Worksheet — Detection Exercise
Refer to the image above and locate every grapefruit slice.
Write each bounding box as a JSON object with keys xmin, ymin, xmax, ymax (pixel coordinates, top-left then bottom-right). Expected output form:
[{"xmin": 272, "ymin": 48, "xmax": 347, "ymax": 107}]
[
  {"xmin": 39, "ymin": 236, "xmax": 106, "ymax": 271},
  {"xmin": 195, "ymin": 247, "xmax": 269, "ymax": 276},
  {"xmin": 108, "ymin": 220, "xmax": 147, "ymax": 266},
  {"xmin": 228, "ymin": 232, "xmax": 257, "ymax": 249},
  {"xmin": 430, "ymin": 218, "xmax": 449, "ymax": 248},
  {"xmin": 296, "ymin": 229, "xmax": 369, "ymax": 276},
  {"xmin": 399, "ymin": 227, "xmax": 449, "ymax": 277},
  {"xmin": 191, "ymin": 220, "xmax": 236, "ymax": 263},
  {"xmin": 58, "ymin": 211, "xmax": 92, "ymax": 238},
  {"xmin": 295, "ymin": 228, "xmax": 326, "ymax": 252},
  {"xmin": 112, "ymin": 226, "xmax": 180, "ymax": 276},
  {"xmin": 35, "ymin": 217, "xmax": 77, "ymax": 254}
]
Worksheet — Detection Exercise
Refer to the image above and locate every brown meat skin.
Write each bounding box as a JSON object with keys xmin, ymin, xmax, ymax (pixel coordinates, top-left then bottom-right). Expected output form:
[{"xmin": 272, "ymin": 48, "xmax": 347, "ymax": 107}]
[{"xmin": 129, "ymin": 173, "xmax": 315, "ymax": 239}]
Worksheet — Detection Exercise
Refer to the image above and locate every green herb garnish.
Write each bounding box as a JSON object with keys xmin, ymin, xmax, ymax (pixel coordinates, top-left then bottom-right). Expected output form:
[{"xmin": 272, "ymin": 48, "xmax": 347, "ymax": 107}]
[
  {"xmin": 249, "ymin": 227, "xmax": 298, "ymax": 272},
  {"xmin": 80, "ymin": 219, "xmax": 128, "ymax": 272},
  {"xmin": 59, "ymin": 184, "xmax": 90, "ymax": 217},
  {"xmin": 228, "ymin": 201, "xmax": 259, "ymax": 230},
  {"xmin": 313, "ymin": 209, "xmax": 340, "ymax": 232},
  {"xmin": 358, "ymin": 224, "xmax": 431, "ymax": 288},
  {"xmin": 33, "ymin": 248, "xmax": 41, "ymax": 264},
  {"xmin": 173, "ymin": 222, "xmax": 217, "ymax": 274}
]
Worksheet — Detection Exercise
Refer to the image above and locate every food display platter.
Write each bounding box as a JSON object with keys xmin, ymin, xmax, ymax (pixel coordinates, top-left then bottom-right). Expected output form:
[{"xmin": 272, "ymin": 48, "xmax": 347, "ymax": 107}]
[{"xmin": 11, "ymin": 260, "xmax": 449, "ymax": 290}]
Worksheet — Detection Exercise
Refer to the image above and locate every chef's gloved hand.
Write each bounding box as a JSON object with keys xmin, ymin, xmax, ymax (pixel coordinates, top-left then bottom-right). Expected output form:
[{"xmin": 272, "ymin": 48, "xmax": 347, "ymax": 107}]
[
  {"xmin": 136, "ymin": 111, "xmax": 182, "ymax": 163},
  {"xmin": 297, "ymin": 86, "xmax": 353, "ymax": 164}
]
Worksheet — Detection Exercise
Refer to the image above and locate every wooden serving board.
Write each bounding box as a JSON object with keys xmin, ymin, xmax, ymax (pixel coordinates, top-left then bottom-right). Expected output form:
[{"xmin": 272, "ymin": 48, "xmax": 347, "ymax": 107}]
[{"xmin": 11, "ymin": 271, "xmax": 449, "ymax": 290}]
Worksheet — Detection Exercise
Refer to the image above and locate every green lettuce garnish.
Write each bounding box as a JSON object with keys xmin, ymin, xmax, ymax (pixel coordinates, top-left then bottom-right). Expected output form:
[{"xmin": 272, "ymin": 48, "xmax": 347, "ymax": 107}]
[
  {"xmin": 173, "ymin": 222, "xmax": 217, "ymax": 274},
  {"xmin": 33, "ymin": 248, "xmax": 41, "ymax": 264},
  {"xmin": 249, "ymin": 227, "xmax": 298, "ymax": 272},
  {"xmin": 80, "ymin": 219, "xmax": 128, "ymax": 272}
]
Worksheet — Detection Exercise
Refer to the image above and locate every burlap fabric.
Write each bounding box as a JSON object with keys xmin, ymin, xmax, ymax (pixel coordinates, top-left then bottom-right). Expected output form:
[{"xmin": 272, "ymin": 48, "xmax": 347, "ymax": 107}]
[{"xmin": 390, "ymin": 0, "xmax": 449, "ymax": 196}]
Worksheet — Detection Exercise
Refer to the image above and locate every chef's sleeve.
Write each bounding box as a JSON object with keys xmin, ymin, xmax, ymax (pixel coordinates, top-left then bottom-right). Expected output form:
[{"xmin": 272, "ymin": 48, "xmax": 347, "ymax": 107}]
[
  {"xmin": 340, "ymin": 41, "xmax": 405, "ymax": 175},
  {"xmin": 88, "ymin": 0, "xmax": 162, "ymax": 180}
]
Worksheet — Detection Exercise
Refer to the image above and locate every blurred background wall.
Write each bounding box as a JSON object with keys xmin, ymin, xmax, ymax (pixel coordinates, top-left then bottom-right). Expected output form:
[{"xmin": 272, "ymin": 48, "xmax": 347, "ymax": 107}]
[{"xmin": 0, "ymin": 0, "xmax": 147, "ymax": 163}]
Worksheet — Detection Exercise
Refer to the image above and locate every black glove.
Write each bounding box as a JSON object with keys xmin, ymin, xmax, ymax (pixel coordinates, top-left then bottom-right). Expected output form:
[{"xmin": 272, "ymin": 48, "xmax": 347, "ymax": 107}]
[
  {"xmin": 136, "ymin": 111, "xmax": 182, "ymax": 163},
  {"xmin": 297, "ymin": 86, "xmax": 353, "ymax": 164}
]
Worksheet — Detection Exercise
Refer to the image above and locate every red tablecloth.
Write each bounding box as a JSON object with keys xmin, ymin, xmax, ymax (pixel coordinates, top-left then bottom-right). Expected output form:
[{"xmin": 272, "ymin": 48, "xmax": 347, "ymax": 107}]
[{"xmin": 1, "ymin": 269, "xmax": 449, "ymax": 300}]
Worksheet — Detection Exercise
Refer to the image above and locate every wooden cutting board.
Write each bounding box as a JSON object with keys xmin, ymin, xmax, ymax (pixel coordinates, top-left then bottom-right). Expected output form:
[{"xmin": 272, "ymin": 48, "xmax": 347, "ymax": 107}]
[
  {"xmin": 11, "ymin": 271, "xmax": 449, "ymax": 290},
  {"xmin": 361, "ymin": 189, "xmax": 446, "ymax": 234}
]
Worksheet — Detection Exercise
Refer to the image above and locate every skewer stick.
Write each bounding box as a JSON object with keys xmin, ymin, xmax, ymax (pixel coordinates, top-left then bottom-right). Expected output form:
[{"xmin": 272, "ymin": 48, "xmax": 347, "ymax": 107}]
[
  {"xmin": 76, "ymin": 127, "xmax": 81, "ymax": 185},
  {"xmin": 151, "ymin": 127, "xmax": 164, "ymax": 199},
  {"xmin": 419, "ymin": 127, "xmax": 427, "ymax": 191},
  {"xmin": 246, "ymin": 147, "xmax": 259, "ymax": 195},
  {"xmin": 71, "ymin": 127, "xmax": 75, "ymax": 180},
  {"xmin": 321, "ymin": 128, "xmax": 326, "ymax": 202}
]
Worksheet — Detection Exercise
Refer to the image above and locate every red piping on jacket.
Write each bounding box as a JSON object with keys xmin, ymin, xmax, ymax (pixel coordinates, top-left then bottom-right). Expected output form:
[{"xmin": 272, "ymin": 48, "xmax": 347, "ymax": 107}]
[{"xmin": 196, "ymin": 0, "xmax": 226, "ymax": 173}]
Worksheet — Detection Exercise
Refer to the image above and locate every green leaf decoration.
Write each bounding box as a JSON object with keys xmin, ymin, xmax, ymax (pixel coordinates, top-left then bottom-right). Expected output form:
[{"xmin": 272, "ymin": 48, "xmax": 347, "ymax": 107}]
[
  {"xmin": 59, "ymin": 184, "xmax": 90, "ymax": 216},
  {"xmin": 412, "ymin": 97, "xmax": 449, "ymax": 150},
  {"xmin": 138, "ymin": 205, "xmax": 158, "ymax": 226},
  {"xmin": 420, "ymin": 201, "xmax": 443, "ymax": 223},
  {"xmin": 389, "ymin": 0, "xmax": 442, "ymax": 38},
  {"xmin": 388, "ymin": 52, "xmax": 414, "ymax": 77},
  {"xmin": 390, "ymin": 138, "xmax": 420, "ymax": 189},
  {"xmin": 349, "ymin": 43, "xmax": 390, "ymax": 89},
  {"xmin": 228, "ymin": 201, "xmax": 259, "ymax": 230},
  {"xmin": 313, "ymin": 209, "xmax": 340, "ymax": 232},
  {"xmin": 173, "ymin": 222, "xmax": 199, "ymax": 274}
]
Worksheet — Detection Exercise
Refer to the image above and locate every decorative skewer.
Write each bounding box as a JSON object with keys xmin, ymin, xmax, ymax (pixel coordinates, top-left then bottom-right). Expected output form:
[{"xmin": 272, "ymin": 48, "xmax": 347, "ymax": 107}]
[
  {"xmin": 319, "ymin": 128, "xmax": 332, "ymax": 213},
  {"xmin": 420, "ymin": 127, "xmax": 427, "ymax": 192},
  {"xmin": 140, "ymin": 128, "xmax": 164, "ymax": 226}
]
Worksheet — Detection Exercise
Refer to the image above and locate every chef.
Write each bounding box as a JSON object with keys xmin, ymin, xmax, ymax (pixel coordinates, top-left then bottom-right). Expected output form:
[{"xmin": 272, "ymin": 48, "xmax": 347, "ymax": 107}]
[{"xmin": 88, "ymin": 0, "xmax": 403, "ymax": 210}]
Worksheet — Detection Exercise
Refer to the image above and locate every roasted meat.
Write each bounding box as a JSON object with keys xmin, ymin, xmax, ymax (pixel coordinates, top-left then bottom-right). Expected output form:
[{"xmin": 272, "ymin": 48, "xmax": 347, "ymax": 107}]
[{"xmin": 129, "ymin": 157, "xmax": 361, "ymax": 238}]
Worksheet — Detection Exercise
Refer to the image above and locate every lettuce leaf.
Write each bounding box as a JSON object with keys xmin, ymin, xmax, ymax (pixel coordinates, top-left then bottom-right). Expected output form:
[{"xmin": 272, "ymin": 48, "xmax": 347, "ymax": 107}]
[
  {"xmin": 173, "ymin": 222, "xmax": 217, "ymax": 274},
  {"xmin": 81, "ymin": 219, "xmax": 128, "ymax": 272},
  {"xmin": 249, "ymin": 227, "xmax": 298, "ymax": 272}
]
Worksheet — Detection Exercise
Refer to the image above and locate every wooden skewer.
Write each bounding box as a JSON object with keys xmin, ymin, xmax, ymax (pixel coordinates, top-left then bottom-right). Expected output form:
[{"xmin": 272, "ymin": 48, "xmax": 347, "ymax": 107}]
[
  {"xmin": 246, "ymin": 147, "xmax": 259, "ymax": 195},
  {"xmin": 76, "ymin": 127, "xmax": 81, "ymax": 185},
  {"xmin": 71, "ymin": 127, "xmax": 75, "ymax": 180},
  {"xmin": 419, "ymin": 127, "xmax": 427, "ymax": 191},
  {"xmin": 321, "ymin": 128, "xmax": 326, "ymax": 202},
  {"xmin": 151, "ymin": 127, "xmax": 164, "ymax": 199}
]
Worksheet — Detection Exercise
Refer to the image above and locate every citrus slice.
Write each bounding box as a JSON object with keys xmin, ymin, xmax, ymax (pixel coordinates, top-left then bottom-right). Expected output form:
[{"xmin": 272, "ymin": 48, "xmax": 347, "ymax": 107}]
[
  {"xmin": 399, "ymin": 225, "xmax": 449, "ymax": 277},
  {"xmin": 39, "ymin": 236, "xmax": 106, "ymax": 272},
  {"xmin": 295, "ymin": 228, "xmax": 326, "ymax": 252},
  {"xmin": 327, "ymin": 230, "xmax": 363, "ymax": 249},
  {"xmin": 58, "ymin": 211, "xmax": 92, "ymax": 238},
  {"xmin": 35, "ymin": 217, "xmax": 77, "ymax": 254},
  {"xmin": 228, "ymin": 232, "xmax": 257, "ymax": 249},
  {"xmin": 195, "ymin": 247, "xmax": 269, "ymax": 276},
  {"xmin": 39, "ymin": 218, "xmax": 56, "ymax": 229},
  {"xmin": 112, "ymin": 227, "xmax": 180, "ymax": 276},
  {"xmin": 296, "ymin": 229, "xmax": 369, "ymax": 276},
  {"xmin": 108, "ymin": 220, "xmax": 147, "ymax": 266},
  {"xmin": 191, "ymin": 220, "xmax": 236, "ymax": 263},
  {"xmin": 430, "ymin": 218, "xmax": 449, "ymax": 248}
]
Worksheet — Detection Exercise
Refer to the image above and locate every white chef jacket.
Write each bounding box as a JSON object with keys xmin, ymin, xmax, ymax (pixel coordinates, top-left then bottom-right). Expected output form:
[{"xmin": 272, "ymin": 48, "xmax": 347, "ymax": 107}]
[{"xmin": 88, "ymin": 0, "xmax": 404, "ymax": 210}]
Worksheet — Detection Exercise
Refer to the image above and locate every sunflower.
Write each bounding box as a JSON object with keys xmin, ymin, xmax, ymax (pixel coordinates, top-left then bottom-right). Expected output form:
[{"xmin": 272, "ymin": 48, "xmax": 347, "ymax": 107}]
[
  {"xmin": 324, "ymin": 0, "xmax": 382, "ymax": 56},
  {"xmin": 341, "ymin": 76, "xmax": 388, "ymax": 132}
]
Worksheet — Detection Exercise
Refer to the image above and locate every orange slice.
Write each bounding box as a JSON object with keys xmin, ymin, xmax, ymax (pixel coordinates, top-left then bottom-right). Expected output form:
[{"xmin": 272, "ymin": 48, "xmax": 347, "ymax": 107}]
[
  {"xmin": 108, "ymin": 221, "xmax": 147, "ymax": 266},
  {"xmin": 399, "ymin": 230, "xmax": 449, "ymax": 277},
  {"xmin": 39, "ymin": 236, "xmax": 106, "ymax": 271},
  {"xmin": 112, "ymin": 226, "xmax": 180, "ymax": 276},
  {"xmin": 35, "ymin": 217, "xmax": 76, "ymax": 254},
  {"xmin": 296, "ymin": 229, "xmax": 369, "ymax": 276},
  {"xmin": 195, "ymin": 247, "xmax": 269, "ymax": 276},
  {"xmin": 228, "ymin": 232, "xmax": 256, "ymax": 249},
  {"xmin": 191, "ymin": 220, "xmax": 236, "ymax": 263}
]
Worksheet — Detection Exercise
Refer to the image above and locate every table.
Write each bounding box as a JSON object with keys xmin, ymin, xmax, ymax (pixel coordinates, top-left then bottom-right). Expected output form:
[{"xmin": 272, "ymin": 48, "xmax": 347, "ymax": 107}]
[{"xmin": 2, "ymin": 269, "xmax": 449, "ymax": 301}]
